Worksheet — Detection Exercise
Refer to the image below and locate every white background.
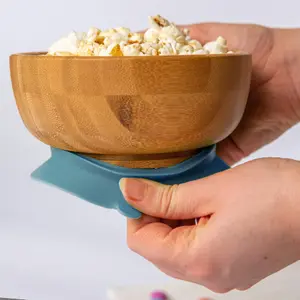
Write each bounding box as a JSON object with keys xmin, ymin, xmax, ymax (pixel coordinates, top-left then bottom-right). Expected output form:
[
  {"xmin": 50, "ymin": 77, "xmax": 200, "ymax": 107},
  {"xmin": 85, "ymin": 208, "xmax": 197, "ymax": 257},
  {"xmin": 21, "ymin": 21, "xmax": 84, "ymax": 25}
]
[{"xmin": 1, "ymin": 1, "xmax": 300, "ymax": 299}]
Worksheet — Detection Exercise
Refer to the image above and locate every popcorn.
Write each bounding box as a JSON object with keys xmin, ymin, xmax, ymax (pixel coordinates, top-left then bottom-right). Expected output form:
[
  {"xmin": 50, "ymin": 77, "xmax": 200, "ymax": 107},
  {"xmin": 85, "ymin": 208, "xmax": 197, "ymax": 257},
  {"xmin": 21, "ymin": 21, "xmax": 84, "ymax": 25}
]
[
  {"xmin": 178, "ymin": 45, "xmax": 194, "ymax": 55},
  {"xmin": 115, "ymin": 27, "xmax": 131, "ymax": 37},
  {"xmin": 86, "ymin": 27, "xmax": 100, "ymax": 43},
  {"xmin": 48, "ymin": 32, "xmax": 80, "ymax": 55},
  {"xmin": 182, "ymin": 28, "xmax": 190, "ymax": 36},
  {"xmin": 100, "ymin": 28, "xmax": 118, "ymax": 38},
  {"xmin": 159, "ymin": 25, "xmax": 186, "ymax": 44},
  {"xmin": 188, "ymin": 39, "xmax": 203, "ymax": 50},
  {"xmin": 216, "ymin": 36, "xmax": 227, "ymax": 46},
  {"xmin": 141, "ymin": 42, "xmax": 158, "ymax": 56},
  {"xmin": 203, "ymin": 36, "xmax": 228, "ymax": 54},
  {"xmin": 193, "ymin": 49, "xmax": 209, "ymax": 55},
  {"xmin": 97, "ymin": 44, "xmax": 110, "ymax": 56},
  {"xmin": 47, "ymin": 15, "xmax": 236, "ymax": 57},
  {"xmin": 104, "ymin": 33, "xmax": 128, "ymax": 47},
  {"xmin": 128, "ymin": 33, "xmax": 143, "ymax": 44},
  {"xmin": 77, "ymin": 40, "xmax": 101, "ymax": 56},
  {"xmin": 123, "ymin": 44, "xmax": 141, "ymax": 56},
  {"xmin": 203, "ymin": 42, "xmax": 227, "ymax": 54},
  {"xmin": 158, "ymin": 43, "xmax": 177, "ymax": 56},
  {"xmin": 148, "ymin": 15, "xmax": 170, "ymax": 29},
  {"xmin": 144, "ymin": 28, "xmax": 159, "ymax": 43},
  {"xmin": 107, "ymin": 44, "xmax": 123, "ymax": 56}
]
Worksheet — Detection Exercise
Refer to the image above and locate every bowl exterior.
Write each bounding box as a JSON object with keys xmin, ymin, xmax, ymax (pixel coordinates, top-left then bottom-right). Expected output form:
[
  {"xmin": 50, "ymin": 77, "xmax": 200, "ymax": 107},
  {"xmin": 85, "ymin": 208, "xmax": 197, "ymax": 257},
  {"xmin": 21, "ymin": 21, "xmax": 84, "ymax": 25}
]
[{"xmin": 10, "ymin": 54, "xmax": 251, "ymax": 156}]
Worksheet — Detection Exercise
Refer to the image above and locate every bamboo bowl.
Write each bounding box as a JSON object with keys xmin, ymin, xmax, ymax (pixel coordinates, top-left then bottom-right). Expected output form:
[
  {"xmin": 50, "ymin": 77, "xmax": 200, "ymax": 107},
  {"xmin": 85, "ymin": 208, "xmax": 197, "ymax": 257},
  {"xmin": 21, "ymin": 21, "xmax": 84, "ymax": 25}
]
[{"xmin": 10, "ymin": 52, "xmax": 251, "ymax": 168}]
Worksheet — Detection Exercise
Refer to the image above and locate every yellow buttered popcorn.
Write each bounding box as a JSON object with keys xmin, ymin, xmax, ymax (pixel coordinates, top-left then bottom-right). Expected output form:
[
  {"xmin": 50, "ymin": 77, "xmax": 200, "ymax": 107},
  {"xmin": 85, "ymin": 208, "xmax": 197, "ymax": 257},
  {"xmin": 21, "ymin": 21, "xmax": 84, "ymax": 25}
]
[{"xmin": 47, "ymin": 15, "xmax": 235, "ymax": 56}]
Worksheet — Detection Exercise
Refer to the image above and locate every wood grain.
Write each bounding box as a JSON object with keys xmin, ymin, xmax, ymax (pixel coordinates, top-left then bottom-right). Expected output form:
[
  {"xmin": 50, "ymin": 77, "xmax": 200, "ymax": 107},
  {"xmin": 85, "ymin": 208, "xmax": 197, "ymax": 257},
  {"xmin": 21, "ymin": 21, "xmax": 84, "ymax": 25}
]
[{"xmin": 10, "ymin": 52, "xmax": 252, "ymax": 168}]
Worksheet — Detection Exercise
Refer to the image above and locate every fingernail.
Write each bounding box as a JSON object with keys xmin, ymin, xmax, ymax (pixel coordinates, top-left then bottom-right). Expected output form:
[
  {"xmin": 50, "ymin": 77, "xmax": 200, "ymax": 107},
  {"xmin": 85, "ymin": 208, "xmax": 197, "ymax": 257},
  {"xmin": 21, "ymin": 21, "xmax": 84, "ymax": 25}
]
[{"xmin": 119, "ymin": 178, "xmax": 147, "ymax": 201}]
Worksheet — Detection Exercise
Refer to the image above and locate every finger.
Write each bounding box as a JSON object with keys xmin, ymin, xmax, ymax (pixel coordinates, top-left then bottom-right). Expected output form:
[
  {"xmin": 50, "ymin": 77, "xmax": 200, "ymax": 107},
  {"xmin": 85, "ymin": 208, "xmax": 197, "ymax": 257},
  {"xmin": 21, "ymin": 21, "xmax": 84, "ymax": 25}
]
[
  {"xmin": 216, "ymin": 136, "xmax": 245, "ymax": 166},
  {"xmin": 162, "ymin": 219, "xmax": 180, "ymax": 228},
  {"xmin": 179, "ymin": 23, "xmax": 239, "ymax": 45},
  {"xmin": 120, "ymin": 177, "xmax": 218, "ymax": 220},
  {"xmin": 173, "ymin": 23, "xmax": 227, "ymax": 46},
  {"xmin": 188, "ymin": 23, "xmax": 237, "ymax": 45},
  {"xmin": 196, "ymin": 216, "xmax": 211, "ymax": 227},
  {"xmin": 127, "ymin": 214, "xmax": 159, "ymax": 235},
  {"xmin": 127, "ymin": 215, "xmax": 197, "ymax": 268},
  {"xmin": 164, "ymin": 219, "xmax": 201, "ymax": 227},
  {"xmin": 183, "ymin": 22, "xmax": 268, "ymax": 59},
  {"xmin": 180, "ymin": 219, "xmax": 198, "ymax": 226}
]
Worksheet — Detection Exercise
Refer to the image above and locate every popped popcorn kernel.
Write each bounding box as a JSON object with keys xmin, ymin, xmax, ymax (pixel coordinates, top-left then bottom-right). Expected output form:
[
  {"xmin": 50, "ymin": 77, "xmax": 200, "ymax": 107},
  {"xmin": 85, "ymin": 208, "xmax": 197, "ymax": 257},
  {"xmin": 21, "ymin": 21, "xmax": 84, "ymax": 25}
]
[
  {"xmin": 48, "ymin": 32, "xmax": 80, "ymax": 55},
  {"xmin": 158, "ymin": 43, "xmax": 176, "ymax": 56},
  {"xmin": 204, "ymin": 41, "xmax": 227, "ymax": 54},
  {"xmin": 159, "ymin": 25, "xmax": 185, "ymax": 44},
  {"xmin": 47, "ymin": 15, "xmax": 238, "ymax": 56},
  {"xmin": 144, "ymin": 28, "xmax": 159, "ymax": 43},
  {"xmin": 123, "ymin": 44, "xmax": 141, "ymax": 56},
  {"xmin": 87, "ymin": 27, "xmax": 101, "ymax": 43},
  {"xmin": 141, "ymin": 42, "xmax": 158, "ymax": 56},
  {"xmin": 149, "ymin": 15, "xmax": 170, "ymax": 29},
  {"xmin": 193, "ymin": 49, "xmax": 209, "ymax": 55},
  {"xmin": 115, "ymin": 27, "xmax": 131, "ymax": 37},
  {"xmin": 128, "ymin": 33, "xmax": 143, "ymax": 44},
  {"xmin": 77, "ymin": 41, "xmax": 95, "ymax": 56},
  {"xmin": 188, "ymin": 39, "xmax": 203, "ymax": 50},
  {"xmin": 100, "ymin": 28, "xmax": 118, "ymax": 37},
  {"xmin": 95, "ymin": 35, "xmax": 105, "ymax": 44},
  {"xmin": 216, "ymin": 36, "xmax": 227, "ymax": 46},
  {"xmin": 179, "ymin": 45, "xmax": 194, "ymax": 55},
  {"xmin": 108, "ymin": 44, "xmax": 123, "ymax": 56},
  {"xmin": 104, "ymin": 33, "xmax": 128, "ymax": 47},
  {"xmin": 182, "ymin": 28, "xmax": 190, "ymax": 36}
]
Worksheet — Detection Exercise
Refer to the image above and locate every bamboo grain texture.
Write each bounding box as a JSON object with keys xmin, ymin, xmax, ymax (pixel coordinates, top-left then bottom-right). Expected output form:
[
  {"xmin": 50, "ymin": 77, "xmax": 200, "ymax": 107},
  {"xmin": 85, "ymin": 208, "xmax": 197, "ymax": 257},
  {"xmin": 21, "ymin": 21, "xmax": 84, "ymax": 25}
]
[{"xmin": 10, "ymin": 52, "xmax": 251, "ymax": 168}]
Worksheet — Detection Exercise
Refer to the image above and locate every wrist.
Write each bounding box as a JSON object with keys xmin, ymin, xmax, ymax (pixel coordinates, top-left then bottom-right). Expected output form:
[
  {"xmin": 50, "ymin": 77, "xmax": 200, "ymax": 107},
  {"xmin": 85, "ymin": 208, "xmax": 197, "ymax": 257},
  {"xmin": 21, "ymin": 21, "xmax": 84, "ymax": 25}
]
[{"xmin": 273, "ymin": 28, "xmax": 300, "ymax": 122}]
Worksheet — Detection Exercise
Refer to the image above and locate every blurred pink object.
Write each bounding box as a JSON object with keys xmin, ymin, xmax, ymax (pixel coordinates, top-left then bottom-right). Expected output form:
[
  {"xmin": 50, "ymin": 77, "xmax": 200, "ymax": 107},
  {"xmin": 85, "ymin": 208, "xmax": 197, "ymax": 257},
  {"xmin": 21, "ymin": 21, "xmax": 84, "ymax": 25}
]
[{"xmin": 150, "ymin": 290, "xmax": 168, "ymax": 299}]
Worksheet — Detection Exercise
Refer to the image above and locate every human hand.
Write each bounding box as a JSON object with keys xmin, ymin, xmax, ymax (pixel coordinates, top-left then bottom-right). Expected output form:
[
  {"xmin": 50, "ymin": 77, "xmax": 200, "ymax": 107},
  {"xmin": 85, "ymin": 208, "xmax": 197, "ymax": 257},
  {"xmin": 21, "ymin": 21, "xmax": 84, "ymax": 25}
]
[
  {"xmin": 120, "ymin": 158, "xmax": 300, "ymax": 293},
  {"xmin": 185, "ymin": 23, "xmax": 300, "ymax": 164}
]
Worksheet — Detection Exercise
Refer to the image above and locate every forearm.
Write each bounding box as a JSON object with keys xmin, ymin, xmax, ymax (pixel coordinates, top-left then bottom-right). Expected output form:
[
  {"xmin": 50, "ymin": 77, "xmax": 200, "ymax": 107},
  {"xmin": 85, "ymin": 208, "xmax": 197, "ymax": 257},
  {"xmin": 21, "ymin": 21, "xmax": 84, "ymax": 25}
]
[{"xmin": 281, "ymin": 158, "xmax": 300, "ymax": 257}]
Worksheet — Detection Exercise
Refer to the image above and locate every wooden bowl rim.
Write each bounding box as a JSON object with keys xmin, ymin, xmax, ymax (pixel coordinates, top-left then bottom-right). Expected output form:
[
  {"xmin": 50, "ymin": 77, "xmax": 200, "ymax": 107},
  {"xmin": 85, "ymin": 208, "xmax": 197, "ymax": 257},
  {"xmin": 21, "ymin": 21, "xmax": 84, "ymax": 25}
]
[{"xmin": 10, "ymin": 51, "xmax": 251, "ymax": 60}]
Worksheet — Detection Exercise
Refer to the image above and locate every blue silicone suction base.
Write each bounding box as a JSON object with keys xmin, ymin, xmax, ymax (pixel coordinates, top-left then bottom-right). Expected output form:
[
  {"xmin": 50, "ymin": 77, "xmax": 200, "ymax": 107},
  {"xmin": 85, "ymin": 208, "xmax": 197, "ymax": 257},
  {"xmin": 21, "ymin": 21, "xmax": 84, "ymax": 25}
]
[{"xmin": 31, "ymin": 145, "xmax": 229, "ymax": 219}]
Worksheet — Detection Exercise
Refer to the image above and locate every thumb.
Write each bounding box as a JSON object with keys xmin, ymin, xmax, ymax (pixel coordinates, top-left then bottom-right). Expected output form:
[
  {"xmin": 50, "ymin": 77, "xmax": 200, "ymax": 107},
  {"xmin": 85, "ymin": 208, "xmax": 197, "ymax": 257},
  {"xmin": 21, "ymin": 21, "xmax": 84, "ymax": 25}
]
[
  {"xmin": 119, "ymin": 177, "xmax": 217, "ymax": 219},
  {"xmin": 184, "ymin": 22, "xmax": 250, "ymax": 52}
]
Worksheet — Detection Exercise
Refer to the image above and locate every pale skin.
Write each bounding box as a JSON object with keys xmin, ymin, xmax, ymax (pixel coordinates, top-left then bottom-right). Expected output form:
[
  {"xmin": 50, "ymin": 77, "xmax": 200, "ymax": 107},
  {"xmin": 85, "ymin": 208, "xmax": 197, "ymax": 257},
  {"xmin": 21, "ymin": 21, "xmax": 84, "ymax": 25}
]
[{"xmin": 119, "ymin": 23, "xmax": 300, "ymax": 293}]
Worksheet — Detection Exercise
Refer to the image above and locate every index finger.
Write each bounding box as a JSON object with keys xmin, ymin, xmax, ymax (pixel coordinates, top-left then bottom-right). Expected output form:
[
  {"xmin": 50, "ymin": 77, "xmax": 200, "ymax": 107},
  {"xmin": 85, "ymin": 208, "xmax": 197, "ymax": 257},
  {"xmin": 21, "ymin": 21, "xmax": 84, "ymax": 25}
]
[{"xmin": 127, "ymin": 215, "xmax": 198, "ymax": 269}]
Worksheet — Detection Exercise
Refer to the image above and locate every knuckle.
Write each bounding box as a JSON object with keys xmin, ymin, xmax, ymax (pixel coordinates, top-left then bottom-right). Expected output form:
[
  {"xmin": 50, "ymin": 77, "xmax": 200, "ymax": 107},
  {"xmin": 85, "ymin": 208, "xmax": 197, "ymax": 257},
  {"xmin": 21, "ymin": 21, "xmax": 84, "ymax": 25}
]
[{"xmin": 159, "ymin": 184, "xmax": 179, "ymax": 217}]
